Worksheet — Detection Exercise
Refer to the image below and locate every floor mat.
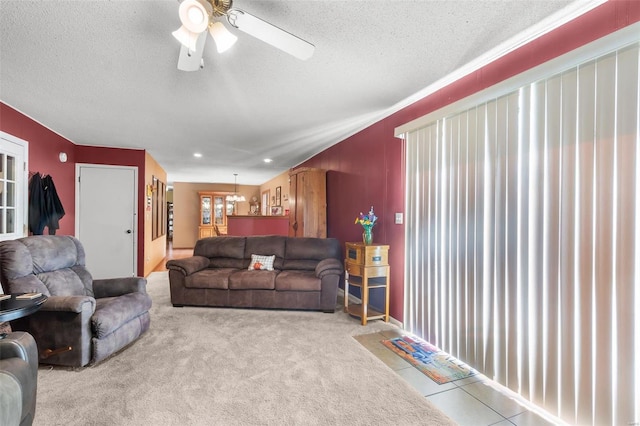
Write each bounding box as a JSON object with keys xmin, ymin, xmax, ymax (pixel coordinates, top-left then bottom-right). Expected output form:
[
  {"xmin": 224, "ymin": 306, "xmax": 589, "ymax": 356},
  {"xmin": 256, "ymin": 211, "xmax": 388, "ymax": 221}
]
[{"xmin": 382, "ymin": 335, "xmax": 477, "ymax": 384}]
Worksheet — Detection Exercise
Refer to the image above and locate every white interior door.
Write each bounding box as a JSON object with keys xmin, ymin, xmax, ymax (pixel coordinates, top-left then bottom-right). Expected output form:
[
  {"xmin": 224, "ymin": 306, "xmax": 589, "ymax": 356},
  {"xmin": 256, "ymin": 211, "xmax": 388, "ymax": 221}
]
[
  {"xmin": 0, "ymin": 132, "xmax": 28, "ymax": 241},
  {"xmin": 76, "ymin": 164, "xmax": 137, "ymax": 278}
]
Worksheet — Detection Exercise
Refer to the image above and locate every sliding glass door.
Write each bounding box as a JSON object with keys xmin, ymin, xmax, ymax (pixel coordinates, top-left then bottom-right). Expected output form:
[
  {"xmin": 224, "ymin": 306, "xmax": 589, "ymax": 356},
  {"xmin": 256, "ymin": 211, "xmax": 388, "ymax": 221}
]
[{"xmin": 403, "ymin": 42, "xmax": 640, "ymax": 425}]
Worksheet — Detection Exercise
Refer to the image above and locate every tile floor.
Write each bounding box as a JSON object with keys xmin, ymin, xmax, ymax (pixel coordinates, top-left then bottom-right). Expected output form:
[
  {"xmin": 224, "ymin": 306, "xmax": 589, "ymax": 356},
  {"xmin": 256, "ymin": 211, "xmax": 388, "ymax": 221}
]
[{"xmin": 354, "ymin": 329, "xmax": 565, "ymax": 426}]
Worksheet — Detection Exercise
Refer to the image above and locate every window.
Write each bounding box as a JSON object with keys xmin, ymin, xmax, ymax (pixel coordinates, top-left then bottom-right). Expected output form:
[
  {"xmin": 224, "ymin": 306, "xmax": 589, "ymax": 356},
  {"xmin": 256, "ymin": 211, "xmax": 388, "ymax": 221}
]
[{"xmin": 0, "ymin": 132, "xmax": 28, "ymax": 241}]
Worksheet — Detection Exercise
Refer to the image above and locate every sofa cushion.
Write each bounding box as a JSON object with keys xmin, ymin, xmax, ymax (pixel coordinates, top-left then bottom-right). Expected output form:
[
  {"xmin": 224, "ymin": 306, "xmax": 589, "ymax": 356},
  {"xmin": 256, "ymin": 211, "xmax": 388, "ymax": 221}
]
[
  {"xmin": 194, "ymin": 237, "xmax": 246, "ymax": 269},
  {"xmin": 275, "ymin": 270, "xmax": 321, "ymax": 292},
  {"xmin": 229, "ymin": 270, "xmax": 277, "ymax": 290},
  {"xmin": 185, "ymin": 269, "xmax": 234, "ymax": 289},
  {"xmin": 36, "ymin": 268, "xmax": 88, "ymax": 297},
  {"xmin": 0, "ymin": 236, "xmax": 94, "ymax": 296},
  {"xmin": 282, "ymin": 238, "xmax": 341, "ymax": 271}
]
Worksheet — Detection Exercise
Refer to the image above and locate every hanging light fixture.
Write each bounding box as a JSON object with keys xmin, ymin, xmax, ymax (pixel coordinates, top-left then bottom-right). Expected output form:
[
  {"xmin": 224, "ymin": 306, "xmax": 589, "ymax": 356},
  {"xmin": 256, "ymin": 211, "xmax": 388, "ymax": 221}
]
[
  {"xmin": 173, "ymin": 0, "xmax": 237, "ymax": 54},
  {"xmin": 226, "ymin": 174, "xmax": 246, "ymax": 203}
]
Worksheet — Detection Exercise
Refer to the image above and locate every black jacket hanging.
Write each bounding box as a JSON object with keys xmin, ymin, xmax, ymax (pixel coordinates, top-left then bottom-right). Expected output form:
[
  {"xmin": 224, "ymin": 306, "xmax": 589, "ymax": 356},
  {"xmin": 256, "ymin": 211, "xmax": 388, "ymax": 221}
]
[
  {"xmin": 28, "ymin": 172, "xmax": 46, "ymax": 235},
  {"xmin": 42, "ymin": 174, "xmax": 65, "ymax": 234},
  {"xmin": 28, "ymin": 173, "xmax": 65, "ymax": 235}
]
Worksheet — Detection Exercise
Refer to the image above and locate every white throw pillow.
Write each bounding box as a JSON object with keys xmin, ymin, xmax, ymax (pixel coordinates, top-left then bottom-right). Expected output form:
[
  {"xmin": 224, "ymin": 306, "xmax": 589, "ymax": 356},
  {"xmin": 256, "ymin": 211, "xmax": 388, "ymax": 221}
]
[{"xmin": 248, "ymin": 254, "xmax": 275, "ymax": 271}]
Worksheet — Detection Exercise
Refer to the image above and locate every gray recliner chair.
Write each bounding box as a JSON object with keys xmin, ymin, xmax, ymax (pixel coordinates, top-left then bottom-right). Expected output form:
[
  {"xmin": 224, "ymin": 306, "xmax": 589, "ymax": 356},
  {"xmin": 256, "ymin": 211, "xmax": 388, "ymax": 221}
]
[
  {"xmin": 0, "ymin": 332, "xmax": 38, "ymax": 426},
  {"xmin": 0, "ymin": 236, "xmax": 151, "ymax": 367}
]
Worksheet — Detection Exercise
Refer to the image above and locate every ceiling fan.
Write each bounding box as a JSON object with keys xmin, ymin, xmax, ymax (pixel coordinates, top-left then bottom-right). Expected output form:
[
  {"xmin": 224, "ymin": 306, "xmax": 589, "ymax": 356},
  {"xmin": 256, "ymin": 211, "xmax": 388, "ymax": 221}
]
[{"xmin": 173, "ymin": 0, "xmax": 315, "ymax": 71}]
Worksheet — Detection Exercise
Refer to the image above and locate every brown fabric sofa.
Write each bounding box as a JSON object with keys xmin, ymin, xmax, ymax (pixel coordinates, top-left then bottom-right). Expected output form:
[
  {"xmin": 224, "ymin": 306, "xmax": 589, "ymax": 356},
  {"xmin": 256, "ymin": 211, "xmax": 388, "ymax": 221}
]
[{"xmin": 166, "ymin": 236, "xmax": 343, "ymax": 312}]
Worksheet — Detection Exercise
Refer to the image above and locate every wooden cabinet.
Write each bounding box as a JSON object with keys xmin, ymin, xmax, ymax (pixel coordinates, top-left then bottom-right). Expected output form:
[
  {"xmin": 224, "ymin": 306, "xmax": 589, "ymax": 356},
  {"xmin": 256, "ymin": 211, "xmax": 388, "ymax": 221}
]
[
  {"xmin": 344, "ymin": 242, "xmax": 390, "ymax": 325},
  {"xmin": 199, "ymin": 192, "xmax": 232, "ymax": 237},
  {"xmin": 288, "ymin": 168, "xmax": 326, "ymax": 238}
]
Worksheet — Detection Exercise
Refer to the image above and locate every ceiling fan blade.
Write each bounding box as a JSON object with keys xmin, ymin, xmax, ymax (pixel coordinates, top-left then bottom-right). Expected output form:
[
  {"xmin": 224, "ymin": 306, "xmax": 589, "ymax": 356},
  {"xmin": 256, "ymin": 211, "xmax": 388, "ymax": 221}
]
[
  {"xmin": 177, "ymin": 31, "xmax": 207, "ymax": 71},
  {"xmin": 227, "ymin": 9, "xmax": 314, "ymax": 61}
]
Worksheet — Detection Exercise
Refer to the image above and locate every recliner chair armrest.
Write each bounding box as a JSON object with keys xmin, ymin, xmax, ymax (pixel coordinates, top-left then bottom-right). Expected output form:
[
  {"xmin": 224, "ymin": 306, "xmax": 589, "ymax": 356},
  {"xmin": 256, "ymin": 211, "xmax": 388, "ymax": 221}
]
[
  {"xmin": 93, "ymin": 277, "xmax": 147, "ymax": 298},
  {"xmin": 0, "ymin": 360, "xmax": 25, "ymax": 426},
  {"xmin": 166, "ymin": 256, "xmax": 209, "ymax": 276},
  {"xmin": 315, "ymin": 258, "xmax": 343, "ymax": 278},
  {"xmin": 0, "ymin": 332, "xmax": 38, "ymax": 372},
  {"xmin": 12, "ymin": 300, "xmax": 95, "ymax": 368},
  {"xmin": 42, "ymin": 295, "xmax": 96, "ymax": 314},
  {"xmin": 0, "ymin": 332, "xmax": 39, "ymax": 425}
]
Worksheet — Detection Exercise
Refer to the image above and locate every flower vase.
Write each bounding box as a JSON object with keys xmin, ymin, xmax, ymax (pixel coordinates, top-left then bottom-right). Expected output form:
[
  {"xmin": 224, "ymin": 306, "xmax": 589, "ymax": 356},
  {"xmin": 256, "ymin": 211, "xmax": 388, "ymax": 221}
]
[{"xmin": 362, "ymin": 228, "xmax": 373, "ymax": 245}]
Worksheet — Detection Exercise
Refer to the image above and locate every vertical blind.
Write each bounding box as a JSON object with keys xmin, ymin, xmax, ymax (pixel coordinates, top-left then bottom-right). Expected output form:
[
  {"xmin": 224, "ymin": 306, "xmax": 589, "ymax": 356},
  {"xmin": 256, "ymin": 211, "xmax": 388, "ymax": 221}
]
[{"xmin": 404, "ymin": 42, "xmax": 639, "ymax": 426}]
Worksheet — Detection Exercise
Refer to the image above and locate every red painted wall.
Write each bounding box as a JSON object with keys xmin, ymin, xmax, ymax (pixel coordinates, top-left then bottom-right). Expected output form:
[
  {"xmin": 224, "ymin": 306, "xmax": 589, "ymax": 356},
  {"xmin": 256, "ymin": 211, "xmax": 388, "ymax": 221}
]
[
  {"xmin": 300, "ymin": 116, "xmax": 405, "ymax": 317},
  {"xmin": 227, "ymin": 216, "xmax": 290, "ymax": 236},
  {"xmin": 0, "ymin": 103, "xmax": 147, "ymax": 275},
  {"xmin": 300, "ymin": 0, "xmax": 640, "ymax": 323},
  {"xmin": 0, "ymin": 103, "xmax": 77, "ymax": 236}
]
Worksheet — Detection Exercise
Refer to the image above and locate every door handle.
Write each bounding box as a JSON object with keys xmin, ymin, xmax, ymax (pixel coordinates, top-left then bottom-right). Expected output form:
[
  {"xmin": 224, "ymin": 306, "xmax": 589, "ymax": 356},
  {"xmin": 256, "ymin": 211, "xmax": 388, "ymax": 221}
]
[{"xmin": 126, "ymin": 229, "xmax": 132, "ymax": 234}]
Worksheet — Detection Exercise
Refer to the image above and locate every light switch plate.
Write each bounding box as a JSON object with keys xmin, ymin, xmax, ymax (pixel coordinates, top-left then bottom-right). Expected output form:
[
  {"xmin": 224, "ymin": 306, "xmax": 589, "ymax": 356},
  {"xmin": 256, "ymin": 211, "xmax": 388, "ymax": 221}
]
[{"xmin": 395, "ymin": 212, "xmax": 403, "ymax": 224}]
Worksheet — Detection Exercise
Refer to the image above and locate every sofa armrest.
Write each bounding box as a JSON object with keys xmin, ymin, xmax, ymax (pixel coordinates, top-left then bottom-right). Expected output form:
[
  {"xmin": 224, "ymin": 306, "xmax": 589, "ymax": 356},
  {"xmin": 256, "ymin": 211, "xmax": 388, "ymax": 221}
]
[
  {"xmin": 315, "ymin": 258, "xmax": 343, "ymax": 278},
  {"xmin": 93, "ymin": 277, "xmax": 147, "ymax": 298},
  {"xmin": 166, "ymin": 256, "xmax": 210, "ymax": 276},
  {"xmin": 41, "ymin": 295, "xmax": 96, "ymax": 314}
]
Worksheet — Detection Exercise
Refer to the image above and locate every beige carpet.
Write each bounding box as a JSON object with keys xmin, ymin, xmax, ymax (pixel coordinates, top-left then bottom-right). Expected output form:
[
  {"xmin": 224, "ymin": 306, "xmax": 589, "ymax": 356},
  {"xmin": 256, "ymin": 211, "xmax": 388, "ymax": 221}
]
[{"xmin": 34, "ymin": 272, "xmax": 455, "ymax": 425}]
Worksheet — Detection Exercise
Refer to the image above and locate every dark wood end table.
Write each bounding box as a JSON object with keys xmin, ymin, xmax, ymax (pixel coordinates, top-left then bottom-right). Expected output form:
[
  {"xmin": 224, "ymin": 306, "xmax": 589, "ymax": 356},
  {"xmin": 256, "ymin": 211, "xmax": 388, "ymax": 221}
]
[{"xmin": 0, "ymin": 294, "xmax": 48, "ymax": 338}]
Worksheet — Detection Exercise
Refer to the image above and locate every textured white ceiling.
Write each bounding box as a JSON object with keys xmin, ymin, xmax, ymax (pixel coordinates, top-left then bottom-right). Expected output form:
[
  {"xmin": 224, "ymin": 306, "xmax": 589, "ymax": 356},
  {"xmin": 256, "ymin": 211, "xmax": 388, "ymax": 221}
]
[{"xmin": 1, "ymin": 0, "xmax": 585, "ymax": 185}]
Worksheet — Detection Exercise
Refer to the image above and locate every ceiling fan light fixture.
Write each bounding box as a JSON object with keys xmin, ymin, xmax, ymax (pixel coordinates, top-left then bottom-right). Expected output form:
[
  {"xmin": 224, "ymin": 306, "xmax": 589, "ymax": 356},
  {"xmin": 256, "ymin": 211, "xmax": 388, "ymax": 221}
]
[
  {"xmin": 179, "ymin": 0, "xmax": 210, "ymax": 33},
  {"xmin": 172, "ymin": 25, "xmax": 200, "ymax": 52},
  {"xmin": 209, "ymin": 22, "xmax": 237, "ymax": 53}
]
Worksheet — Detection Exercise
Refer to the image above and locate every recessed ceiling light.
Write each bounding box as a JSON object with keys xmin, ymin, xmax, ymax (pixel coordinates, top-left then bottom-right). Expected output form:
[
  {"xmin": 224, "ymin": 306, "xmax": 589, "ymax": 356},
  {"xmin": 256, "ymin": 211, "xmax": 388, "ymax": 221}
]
[
  {"xmin": 263, "ymin": 158, "xmax": 272, "ymax": 163},
  {"xmin": 194, "ymin": 153, "xmax": 203, "ymax": 158}
]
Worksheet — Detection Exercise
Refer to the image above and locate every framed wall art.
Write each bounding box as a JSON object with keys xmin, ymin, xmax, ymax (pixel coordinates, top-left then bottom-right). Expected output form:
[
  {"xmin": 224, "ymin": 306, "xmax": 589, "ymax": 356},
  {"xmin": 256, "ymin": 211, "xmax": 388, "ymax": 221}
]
[{"xmin": 275, "ymin": 186, "xmax": 282, "ymax": 206}]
